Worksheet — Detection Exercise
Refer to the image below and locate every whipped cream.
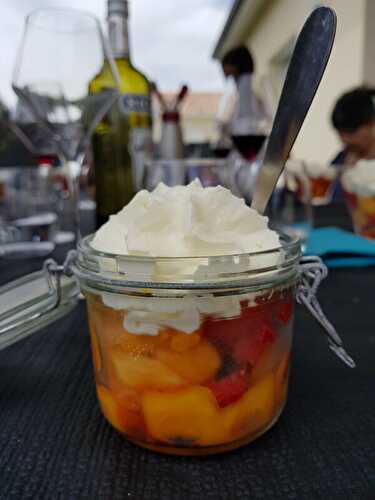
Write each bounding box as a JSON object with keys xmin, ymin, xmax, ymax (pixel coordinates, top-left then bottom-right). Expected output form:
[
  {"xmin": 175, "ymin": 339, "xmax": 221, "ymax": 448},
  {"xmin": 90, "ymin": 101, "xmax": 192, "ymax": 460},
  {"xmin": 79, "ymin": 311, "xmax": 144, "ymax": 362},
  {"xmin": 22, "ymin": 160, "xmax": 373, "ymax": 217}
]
[
  {"xmin": 91, "ymin": 180, "xmax": 281, "ymax": 335},
  {"xmin": 342, "ymin": 160, "xmax": 375, "ymax": 196},
  {"xmin": 102, "ymin": 292, "xmax": 251, "ymax": 336},
  {"xmin": 91, "ymin": 179, "xmax": 279, "ymax": 257}
]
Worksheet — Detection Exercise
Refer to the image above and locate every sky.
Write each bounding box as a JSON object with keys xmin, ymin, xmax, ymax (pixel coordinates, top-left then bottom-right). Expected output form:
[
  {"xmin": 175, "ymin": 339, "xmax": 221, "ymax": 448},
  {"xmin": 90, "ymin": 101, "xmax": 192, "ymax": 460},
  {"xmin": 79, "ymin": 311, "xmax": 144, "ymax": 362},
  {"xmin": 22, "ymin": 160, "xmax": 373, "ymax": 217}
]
[{"xmin": 0, "ymin": 0, "xmax": 233, "ymax": 107}]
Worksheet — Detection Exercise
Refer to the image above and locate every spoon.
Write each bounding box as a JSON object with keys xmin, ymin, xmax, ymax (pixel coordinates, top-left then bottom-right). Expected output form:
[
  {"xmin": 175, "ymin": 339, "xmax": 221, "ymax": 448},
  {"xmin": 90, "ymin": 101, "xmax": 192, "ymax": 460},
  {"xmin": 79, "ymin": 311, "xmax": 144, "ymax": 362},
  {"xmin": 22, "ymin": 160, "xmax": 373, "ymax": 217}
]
[{"xmin": 251, "ymin": 6, "xmax": 337, "ymax": 214}]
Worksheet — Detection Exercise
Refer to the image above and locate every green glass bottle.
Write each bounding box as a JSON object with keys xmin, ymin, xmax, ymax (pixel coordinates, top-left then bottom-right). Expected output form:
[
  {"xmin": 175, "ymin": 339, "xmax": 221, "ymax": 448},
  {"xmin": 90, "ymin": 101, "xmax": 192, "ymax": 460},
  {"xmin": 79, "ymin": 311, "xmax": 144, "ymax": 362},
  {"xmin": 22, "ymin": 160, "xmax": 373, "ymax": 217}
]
[{"xmin": 89, "ymin": 0, "xmax": 152, "ymax": 227}]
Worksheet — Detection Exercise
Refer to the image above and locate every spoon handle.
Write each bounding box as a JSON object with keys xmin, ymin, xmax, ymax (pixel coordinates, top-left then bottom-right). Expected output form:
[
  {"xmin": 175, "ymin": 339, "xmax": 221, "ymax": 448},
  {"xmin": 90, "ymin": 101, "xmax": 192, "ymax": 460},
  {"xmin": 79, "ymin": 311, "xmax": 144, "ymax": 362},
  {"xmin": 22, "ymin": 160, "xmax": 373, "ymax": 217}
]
[{"xmin": 251, "ymin": 7, "xmax": 337, "ymax": 214}]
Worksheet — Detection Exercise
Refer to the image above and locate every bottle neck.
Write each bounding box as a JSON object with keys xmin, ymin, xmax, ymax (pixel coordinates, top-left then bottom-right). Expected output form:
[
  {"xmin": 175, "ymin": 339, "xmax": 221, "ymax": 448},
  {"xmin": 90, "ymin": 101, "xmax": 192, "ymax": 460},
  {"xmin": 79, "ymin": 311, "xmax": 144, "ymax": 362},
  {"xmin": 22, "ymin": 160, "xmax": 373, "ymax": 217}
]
[{"xmin": 108, "ymin": 12, "xmax": 131, "ymax": 60}]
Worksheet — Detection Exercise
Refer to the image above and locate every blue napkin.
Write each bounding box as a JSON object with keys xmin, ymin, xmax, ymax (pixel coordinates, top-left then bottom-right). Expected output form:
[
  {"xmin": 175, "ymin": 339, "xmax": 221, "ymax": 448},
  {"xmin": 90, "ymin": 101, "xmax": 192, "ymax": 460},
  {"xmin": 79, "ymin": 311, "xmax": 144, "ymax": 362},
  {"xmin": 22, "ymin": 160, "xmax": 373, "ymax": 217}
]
[{"xmin": 304, "ymin": 227, "xmax": 375, "ymax": 267}]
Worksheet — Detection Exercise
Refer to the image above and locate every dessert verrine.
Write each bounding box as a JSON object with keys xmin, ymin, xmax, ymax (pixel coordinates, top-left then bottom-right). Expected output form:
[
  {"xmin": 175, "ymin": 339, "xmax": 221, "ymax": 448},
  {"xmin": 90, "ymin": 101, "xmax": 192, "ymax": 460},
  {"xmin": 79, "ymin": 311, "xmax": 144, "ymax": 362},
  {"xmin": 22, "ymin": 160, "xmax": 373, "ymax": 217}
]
[
  {"xmin": 82, "ymin": 180, "xmax": 300, "ymax": 455},
  {"xmin": 341, "ymin": 160, "xmax": 375, "ymax": 239}
]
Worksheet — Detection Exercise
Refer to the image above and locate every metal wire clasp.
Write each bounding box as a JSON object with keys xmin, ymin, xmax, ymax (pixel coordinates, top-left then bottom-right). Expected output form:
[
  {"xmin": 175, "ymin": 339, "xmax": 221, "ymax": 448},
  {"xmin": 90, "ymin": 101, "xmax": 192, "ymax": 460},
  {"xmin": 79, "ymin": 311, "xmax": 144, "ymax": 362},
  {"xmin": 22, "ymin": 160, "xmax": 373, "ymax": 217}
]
[
  {"xmin": 43, "ymin": 250, "xmax": 78, "ymax": 310},
  {"xmin": 297, "ymin": 256, "xmax": 355, "ymax": 368}
]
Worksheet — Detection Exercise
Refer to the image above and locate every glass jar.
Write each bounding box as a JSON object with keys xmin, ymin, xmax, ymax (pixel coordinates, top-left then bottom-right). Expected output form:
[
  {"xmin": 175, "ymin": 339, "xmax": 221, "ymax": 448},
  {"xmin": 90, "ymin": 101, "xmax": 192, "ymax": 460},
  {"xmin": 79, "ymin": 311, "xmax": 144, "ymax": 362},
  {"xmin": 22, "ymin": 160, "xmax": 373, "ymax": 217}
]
[
  {"xmin": 80, "ymin": 240, "xmax": 298, "ymax": 455},
  {"xmin": 0, "ymin": 233, "xmax": 354, "ymax": 455},
  {"xmin": 343, "ymin": 188, "xmax": 375, "ymax": 240}
]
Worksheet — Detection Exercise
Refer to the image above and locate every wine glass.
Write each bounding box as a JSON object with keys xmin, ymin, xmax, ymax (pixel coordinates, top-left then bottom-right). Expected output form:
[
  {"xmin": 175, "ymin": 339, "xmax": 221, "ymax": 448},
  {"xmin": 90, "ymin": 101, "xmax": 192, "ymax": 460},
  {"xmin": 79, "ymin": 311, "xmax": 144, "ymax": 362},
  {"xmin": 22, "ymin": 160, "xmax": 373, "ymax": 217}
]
[
  {"xmin": 230, "ymin": 75, "xmax": 271, "ymax": 161},
  {"xmin": 12, "ymin": 7, "xmax": 120, "ymax": 241}
]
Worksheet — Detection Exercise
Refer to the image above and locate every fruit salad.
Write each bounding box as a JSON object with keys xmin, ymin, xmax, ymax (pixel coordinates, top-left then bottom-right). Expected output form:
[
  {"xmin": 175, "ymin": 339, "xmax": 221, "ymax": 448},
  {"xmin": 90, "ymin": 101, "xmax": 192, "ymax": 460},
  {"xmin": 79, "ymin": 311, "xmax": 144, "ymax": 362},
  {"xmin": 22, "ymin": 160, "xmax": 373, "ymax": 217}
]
[
  {"xmin": 85, "ymin": 180, "xmax": 298, "ymax": 454},
  {"xmin": 342, "ymin": 161, "xmax": 375, "ymax": 239},
  {"xmin": 343, "ymin": 190, "xmax": 375, "ymax": 239},
  {"xmin": 85, "ymin": 285, "xmax": 294, "ymax": 455}
]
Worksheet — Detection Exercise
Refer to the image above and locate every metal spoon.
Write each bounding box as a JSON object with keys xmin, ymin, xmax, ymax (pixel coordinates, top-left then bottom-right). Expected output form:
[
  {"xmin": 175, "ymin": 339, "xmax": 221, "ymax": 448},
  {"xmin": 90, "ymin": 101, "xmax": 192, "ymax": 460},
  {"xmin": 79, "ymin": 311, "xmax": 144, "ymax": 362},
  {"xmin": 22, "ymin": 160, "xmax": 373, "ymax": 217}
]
[{"xmin": 251, "ymin": 7, "xmax": 337, "ymax": 214}]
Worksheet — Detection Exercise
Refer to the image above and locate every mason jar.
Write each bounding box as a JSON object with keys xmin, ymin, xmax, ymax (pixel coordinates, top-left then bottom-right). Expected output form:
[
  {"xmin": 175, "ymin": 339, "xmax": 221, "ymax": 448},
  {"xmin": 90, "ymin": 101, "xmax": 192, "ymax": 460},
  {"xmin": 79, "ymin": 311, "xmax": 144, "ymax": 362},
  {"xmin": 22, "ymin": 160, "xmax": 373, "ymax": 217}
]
[{"xmin": 0, "ymin": 233, "xmax": 354, "ymax": 456}]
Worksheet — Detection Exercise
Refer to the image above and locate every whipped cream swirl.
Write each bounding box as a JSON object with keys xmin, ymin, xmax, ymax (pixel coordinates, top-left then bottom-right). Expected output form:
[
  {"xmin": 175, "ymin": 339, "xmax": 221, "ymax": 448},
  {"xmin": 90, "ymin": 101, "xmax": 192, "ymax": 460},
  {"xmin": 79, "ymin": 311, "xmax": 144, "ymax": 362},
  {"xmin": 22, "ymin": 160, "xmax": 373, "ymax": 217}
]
[
  {"xmin": 342, "ymin": 160, "xmax": 375, "ymax": 196},
  {"xmin": 91, "ymin": 179, "xmax": 279, "ymax": 256}
]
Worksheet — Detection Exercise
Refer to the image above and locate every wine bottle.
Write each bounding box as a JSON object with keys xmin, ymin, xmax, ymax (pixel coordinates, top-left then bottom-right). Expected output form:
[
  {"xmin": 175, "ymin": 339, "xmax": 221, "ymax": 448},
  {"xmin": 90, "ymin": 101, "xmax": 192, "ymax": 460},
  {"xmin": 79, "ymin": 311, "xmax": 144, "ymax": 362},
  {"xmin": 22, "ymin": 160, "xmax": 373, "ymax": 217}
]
[{"xmin": 89, "ymin": 0, "xmax": 152, "ymax": 227}]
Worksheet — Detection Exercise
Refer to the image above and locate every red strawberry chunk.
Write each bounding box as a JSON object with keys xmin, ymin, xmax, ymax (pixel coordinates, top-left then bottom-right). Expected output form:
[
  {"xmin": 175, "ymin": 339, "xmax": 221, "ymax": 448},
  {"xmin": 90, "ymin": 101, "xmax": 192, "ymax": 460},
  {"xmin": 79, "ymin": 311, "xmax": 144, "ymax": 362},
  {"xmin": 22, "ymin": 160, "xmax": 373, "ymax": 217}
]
[
  {"xmin": 276, "ymin": 299, "xmax": 294, "ymax": 325},
  {"xmin": 233, "ymin": 324, "xmax": 276, "ymax": 366},
  {"xmin": 207, "ymin": 368, "xmax": 249, "ymax": 407},
  {"xmin": 203, "ymin": 316, "xmax": 248, "ymax": 350},
  {"xmin": 344, "ymin": 191, "xmax": 357, "ymax": 209},
  {"xmin": 203, "ymin": 303, "xmax": 270, "ymax": 350}
]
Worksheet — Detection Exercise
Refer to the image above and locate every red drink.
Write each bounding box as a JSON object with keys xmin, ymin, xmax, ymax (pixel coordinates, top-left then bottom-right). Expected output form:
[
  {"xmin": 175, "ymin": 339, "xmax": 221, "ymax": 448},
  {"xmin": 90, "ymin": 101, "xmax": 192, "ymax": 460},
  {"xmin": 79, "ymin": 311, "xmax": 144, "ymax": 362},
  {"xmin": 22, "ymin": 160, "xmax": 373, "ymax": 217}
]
[
  {"xmin": 231, "ymin": 134, "xmax": 266, "ymax": 161},
  {"xmin": 213, "ymin": 147, "xmax": 231, "ymax": 159}
]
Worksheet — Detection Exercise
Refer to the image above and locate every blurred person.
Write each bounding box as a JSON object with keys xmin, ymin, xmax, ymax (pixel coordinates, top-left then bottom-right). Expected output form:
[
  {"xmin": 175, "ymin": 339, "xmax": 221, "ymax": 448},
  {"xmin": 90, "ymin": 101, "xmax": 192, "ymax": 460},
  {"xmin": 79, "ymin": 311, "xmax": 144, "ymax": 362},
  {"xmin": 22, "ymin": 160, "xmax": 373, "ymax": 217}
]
[
  {"xmin": 331, "ymin": 87, "xmax": 375, "ymax": 165},
  {"xmin": 221, "ymin": 45, "xmax": 271, "ymax": 137},
  {"xmin": 218, "ymin": 46, "xmax": 279, "ymax": 202}
]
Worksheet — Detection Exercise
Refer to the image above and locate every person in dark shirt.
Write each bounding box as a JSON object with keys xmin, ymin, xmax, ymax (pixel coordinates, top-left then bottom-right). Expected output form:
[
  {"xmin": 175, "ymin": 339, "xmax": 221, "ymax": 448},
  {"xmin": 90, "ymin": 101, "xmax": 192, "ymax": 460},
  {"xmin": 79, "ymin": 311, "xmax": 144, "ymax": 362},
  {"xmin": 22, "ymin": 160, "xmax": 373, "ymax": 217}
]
[{"xmin": 331, "ymin": 87, "xmax": 375, "ymax": 165}]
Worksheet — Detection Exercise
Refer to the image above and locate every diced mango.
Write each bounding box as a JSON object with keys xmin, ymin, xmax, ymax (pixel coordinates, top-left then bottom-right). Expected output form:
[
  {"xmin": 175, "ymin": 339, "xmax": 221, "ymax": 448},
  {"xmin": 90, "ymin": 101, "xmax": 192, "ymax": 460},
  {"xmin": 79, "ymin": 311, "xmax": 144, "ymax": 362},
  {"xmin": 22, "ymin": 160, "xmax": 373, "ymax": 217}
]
[
  {"xmin": 156, "ymin": 339, "xmax": 221, "ymax": 384},
  {"xmin": 222, "ymin": 373, "xmax": 275, "ymax": 441},
  {"xmin": 111, "ymin": 349, "xmax": 186, "ymax": 390},
  {"xmin": 358, "ymin": 196, "xmax": 375, "ymax": 215},
  {"xmin": 169, "ymin": 332, "xmax": 201, "ymax": 352},
  {"xmin": 114, "ymin": 330, "xmax": 169, "ymax": 357},
  {"xmin": 142, "ymin": 386, "xmax": 225, "ymax": 446},
  {"xmin": 96, "ymin": 384, "xmax": 145, "ymax": 437},
  {"xmin": 88, "ymin": 318, "xmax": 102, "ymax": 373},
  {"xmin": 351, "ymin": 209, "xmax": 368, "ymax": 230},
  {"xmin": 142, "ymin": 375, "xmax": 276, "ymax": 447},
  {"xmin": 116, "ymin": 385, "xmax": 142, "ymax": 413},
  {"xmin": 250, "ymin": 334, "xmax": 290, "ymax": 385},
  {"xmin": 97, "ymin": 384, "xmax": 124, "ymax": 432},
  {"xmin": 274, "ymin": 353, "xmax": 290, "ymax": 408}
]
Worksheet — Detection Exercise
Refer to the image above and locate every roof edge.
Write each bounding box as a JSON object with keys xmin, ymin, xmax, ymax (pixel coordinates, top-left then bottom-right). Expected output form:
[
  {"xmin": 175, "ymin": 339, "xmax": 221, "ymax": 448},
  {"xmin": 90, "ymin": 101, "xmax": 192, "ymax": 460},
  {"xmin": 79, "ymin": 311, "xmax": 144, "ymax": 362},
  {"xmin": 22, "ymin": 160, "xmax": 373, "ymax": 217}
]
[{"xmin": 212, "ymin": 0, "xmax": 245, "ymax": 59}]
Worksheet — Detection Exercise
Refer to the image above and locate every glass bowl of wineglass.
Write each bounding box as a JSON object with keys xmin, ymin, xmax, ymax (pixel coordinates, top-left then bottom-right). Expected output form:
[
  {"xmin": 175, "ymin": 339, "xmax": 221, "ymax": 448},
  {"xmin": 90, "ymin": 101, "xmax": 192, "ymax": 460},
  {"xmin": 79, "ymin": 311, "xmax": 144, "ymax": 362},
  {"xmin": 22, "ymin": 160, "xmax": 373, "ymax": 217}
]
[{"xmin": 12, "ymin": 7, "xmax": 120, "ymax": 242}]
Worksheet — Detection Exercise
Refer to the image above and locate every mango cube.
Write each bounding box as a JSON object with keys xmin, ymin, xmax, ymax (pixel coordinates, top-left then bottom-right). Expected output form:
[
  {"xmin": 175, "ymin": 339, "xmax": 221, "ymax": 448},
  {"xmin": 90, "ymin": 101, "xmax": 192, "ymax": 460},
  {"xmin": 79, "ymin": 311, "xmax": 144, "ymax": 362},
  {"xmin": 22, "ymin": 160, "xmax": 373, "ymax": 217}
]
[
  {"xmin": 274, "ymin": 353, "xmax": 290, "ymax": 408},
  {"xmin": 358, "ymin": 196, "xmax": 375, "ymax": 215},
  {"xmin": 142, "ymin": 386, "xmax": 225, "ymax": 446},
  {"xmin": 115, "ymin": 330, "xmax": 169, "ymax": 357},
  {"xmin": 111, "ymin": 349, "xmax": 185, "ymax": 390},
  {"xmin": 96, "ymin": 384, "xmax": 144, "ymax": 436},
  {"xmin": 88, "ymin": 317, "xmax": 102, "ymax": 373},
  {"xmin": 222, "ymin": 373, "xmax": 275, "ymax": 440},
  {"xmin": 156, "ymin": 339, "xmax": 221, "ymax": 384}
]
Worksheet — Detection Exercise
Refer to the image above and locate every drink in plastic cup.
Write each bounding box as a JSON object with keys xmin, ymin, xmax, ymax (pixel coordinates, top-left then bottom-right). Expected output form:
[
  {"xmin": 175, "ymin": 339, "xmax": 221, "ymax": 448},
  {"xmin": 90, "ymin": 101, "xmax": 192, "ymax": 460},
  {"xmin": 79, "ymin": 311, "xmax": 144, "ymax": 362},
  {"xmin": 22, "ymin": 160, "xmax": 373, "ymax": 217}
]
[
  {"xmin": 286, "ymin": 160, "xmax": 337, "ymax": 206},
  {"xmin": 342, "ymin": 161, "xmax": 375, "ymax": 239}
]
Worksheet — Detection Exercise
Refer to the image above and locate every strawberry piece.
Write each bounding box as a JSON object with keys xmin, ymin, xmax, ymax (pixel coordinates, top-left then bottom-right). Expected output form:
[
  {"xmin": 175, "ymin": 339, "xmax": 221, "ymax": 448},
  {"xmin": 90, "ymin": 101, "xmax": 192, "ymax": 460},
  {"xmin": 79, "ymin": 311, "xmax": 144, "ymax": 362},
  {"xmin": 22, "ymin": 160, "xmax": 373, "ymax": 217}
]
[
  {"xmin": 276, "ymin": 299, "xmax": 294, "ymax": 325},
  {"xmin": 203, "ymin": 303, "xmax": 269, "ymax": 350},
  {"xmin": 233, "ymin": 324, "xmax": 276, "ymax": 366},
  {"xmin": 203, "ymin": 316, "xmax": 248, "ymax": 350},
  {"xmin": 207, "ymin": 368, "xmax": 249, "ymax": 407},
  {"xmin": 344, "ymin": 191, "xmax": 357, "ymax": 209}
]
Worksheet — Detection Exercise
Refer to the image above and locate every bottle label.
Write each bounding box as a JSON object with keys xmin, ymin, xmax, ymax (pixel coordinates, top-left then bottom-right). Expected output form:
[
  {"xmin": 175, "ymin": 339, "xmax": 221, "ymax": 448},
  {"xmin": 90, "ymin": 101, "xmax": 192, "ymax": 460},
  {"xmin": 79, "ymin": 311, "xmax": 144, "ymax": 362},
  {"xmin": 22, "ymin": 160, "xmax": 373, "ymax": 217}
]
[{"xmin": 119, "ymin": 93, "xmax": 151, "ymax": 115}]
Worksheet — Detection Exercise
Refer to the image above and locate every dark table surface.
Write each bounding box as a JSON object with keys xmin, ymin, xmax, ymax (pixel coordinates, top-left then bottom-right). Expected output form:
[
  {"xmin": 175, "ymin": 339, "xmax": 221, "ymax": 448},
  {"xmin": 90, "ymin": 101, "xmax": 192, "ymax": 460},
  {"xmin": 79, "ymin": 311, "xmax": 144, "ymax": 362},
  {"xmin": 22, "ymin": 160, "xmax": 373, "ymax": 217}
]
[{"xmin": 0, "ymin": 203, "xmax": 374, "ymax": 500}]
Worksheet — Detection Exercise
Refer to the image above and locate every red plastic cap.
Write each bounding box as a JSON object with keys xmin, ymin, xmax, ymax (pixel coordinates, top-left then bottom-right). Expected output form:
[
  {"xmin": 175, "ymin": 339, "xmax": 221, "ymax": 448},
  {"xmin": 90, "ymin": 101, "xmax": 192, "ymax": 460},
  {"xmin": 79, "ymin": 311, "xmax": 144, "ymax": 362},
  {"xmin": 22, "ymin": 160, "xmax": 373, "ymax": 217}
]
[{"xmin": 162, "ymin": 111, "xmax": 179, "ymax": 122}]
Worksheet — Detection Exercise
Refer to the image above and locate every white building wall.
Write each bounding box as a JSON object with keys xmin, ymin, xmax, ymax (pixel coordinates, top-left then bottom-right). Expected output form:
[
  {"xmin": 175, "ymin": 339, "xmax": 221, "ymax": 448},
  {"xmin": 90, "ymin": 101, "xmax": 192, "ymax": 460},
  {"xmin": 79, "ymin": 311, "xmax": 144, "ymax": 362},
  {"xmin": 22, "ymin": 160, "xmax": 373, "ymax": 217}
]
[
  {"xmin": 363, "ymin": 0, "xmax": 375, "ymax": 85},
  {"xmin": 246, "ymin": 0, "xmax": 366, "ymax": 163}
]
